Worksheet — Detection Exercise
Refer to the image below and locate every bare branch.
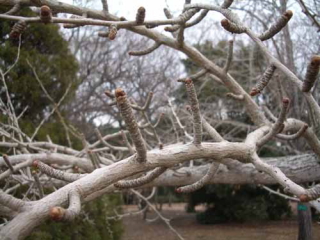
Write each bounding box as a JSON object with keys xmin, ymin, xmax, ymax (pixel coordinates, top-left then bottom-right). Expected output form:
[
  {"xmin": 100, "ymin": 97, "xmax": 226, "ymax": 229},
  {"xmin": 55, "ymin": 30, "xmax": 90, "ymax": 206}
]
[
  {"xmin": 165, "ymin": 9, "xmax": 209, "ymax": 32},
  {"xmin": 223, "ymin": 39, "xmax": 234, "ymax": 72},
  {"xmin": 221, "ymin": 0, "xmax": 234, "ymax": 9},
  {"xmin": 221, "ymin": 19, "xmax": 246, "ymax": 34},
  {"xmin": 114, "ymin": 167, "xmax": 167, "ymax": 189},
  {"xmin": 129, "ymin": 42, "xmax": 161, "ymax": 56},
  {"xmin": 3, "ymin": 154, "xmax": 15, "ymax": 173},
  {"xmin": 202, "ymin": 117, "xmax": 225, "ymax": 142},
  {"xmin": 101, "ymin": 0, "xmax": 109, "ymax": 13},
  {"xmin": 276, "ymin": 124, "xmax": 308, "ymax": 141},
  {"xmin": 0, "ymin": 190, "xmax": 26, "ymax": 212},
  {"xmin": 176, "ymin": 162, "xmax": 220, "ymax": 193},
  {"xmin": 33, "ymin": 160, "xmax": 86, "ymax": 182},
  {"xmin": 4, "ymin": 3, "xmax": 20, "ymax": 15},
  {"xmin": 131, "ymin": 189, "xmax": 185, "ymax": 240},
  {"xmin": 297, "ymin": 0, "xmax": 320, "ymax": 31},
  {"xmin": 226, "ymin": 92, "xmax": 244, "ymax": 100},
  {"xmin": 32, "ymin": 171, "xmax": 44, "ymax": 198},
  {"xmin": 257, "ymin": 98, "xmax": 290, "ymax": 147},
  {"xmin": 121, "ymin": 130, "xmax": 134, "ymax": 155}
]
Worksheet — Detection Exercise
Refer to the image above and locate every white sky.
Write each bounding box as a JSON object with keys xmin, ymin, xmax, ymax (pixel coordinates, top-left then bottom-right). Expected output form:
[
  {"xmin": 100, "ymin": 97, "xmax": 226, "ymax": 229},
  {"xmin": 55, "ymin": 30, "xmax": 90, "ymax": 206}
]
[{"xmin": 62, "ymin": 0, "xmax": 214, "ymax": 20}]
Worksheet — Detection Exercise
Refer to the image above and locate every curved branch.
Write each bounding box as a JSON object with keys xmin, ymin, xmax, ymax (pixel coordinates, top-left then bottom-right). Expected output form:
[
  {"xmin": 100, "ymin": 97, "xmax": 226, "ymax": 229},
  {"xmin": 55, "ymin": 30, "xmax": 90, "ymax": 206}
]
[
  {"xmin": 129, "ymin": 42, "xmax": 161, "ymax": 56},
  {"xmin": 176, "ymin": 162, "xmax": 220, "ymax": 193},
  {"xmin": 114, "ymin": 167, "xmax": 167, "ymax": 189}
]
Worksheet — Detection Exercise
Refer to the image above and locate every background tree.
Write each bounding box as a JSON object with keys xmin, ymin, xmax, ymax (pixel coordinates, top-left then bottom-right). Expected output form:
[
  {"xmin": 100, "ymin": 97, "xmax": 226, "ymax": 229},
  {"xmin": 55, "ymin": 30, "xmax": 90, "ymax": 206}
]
[{"xmin": 0, "ymin": 6, "xmax": 123, "ymax": 240}]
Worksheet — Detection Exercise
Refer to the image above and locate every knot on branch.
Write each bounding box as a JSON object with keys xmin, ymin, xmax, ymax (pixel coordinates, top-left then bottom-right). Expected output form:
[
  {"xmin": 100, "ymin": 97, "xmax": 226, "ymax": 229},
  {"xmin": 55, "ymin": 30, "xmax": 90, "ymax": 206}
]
[
  {"xmin": 221, "ymin": 19, "xmax": 246, "ymax": 34},
  {"xmin": 40, "ymin": 5, "xmax": 52, "ymax": 24},
  {"xmin": 115, "ymin": 88, "xmax": 126, "ymax": 99},
  {"xmin": 302, "ymin": 55, "xmax": 320, "ymax": 92},
  {"xmin": 10, "ymin": 21, "xmax": 27, "ymax": 39},
  {"xmin": 108, "ymin": 24, "xmax": 118, "ymax": 40},
  {"xmin": 50, "ymin": 207, "xmax": 65, "ymax": 221},
  {"xmin": 136, "ymin": 7, "xmax": 146, "ymax": 24}
]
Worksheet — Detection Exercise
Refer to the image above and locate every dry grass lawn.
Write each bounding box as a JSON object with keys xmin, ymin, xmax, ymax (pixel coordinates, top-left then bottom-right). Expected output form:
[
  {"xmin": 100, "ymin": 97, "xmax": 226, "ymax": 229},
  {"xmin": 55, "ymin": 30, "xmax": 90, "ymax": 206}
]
[{"xmin": 121, "ymin": 203, "xmax": 320, "ymax": 240}]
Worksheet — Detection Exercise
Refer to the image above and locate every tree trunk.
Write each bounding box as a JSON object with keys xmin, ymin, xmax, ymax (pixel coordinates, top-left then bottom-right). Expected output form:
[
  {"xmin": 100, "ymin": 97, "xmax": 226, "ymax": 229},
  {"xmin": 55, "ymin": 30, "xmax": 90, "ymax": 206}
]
[{"xmin": 297, "ymin": 203, "xmax": 313, "ymax": 240}]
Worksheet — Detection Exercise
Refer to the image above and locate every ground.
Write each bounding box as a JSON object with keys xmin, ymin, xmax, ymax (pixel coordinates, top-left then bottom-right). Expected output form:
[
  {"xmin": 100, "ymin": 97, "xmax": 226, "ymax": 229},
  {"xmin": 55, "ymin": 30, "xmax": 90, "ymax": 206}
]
[{"xmin": 121, "ymin": 203, "xmax": 320, "ymax": 240}]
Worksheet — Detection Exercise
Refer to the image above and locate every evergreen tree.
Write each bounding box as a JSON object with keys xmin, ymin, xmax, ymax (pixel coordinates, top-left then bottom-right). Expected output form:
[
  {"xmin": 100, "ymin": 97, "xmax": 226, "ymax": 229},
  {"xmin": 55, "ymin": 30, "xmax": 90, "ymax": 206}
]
[{"xmin": 0, "ymin": 7, "xmax": 123, "ymax": 239}]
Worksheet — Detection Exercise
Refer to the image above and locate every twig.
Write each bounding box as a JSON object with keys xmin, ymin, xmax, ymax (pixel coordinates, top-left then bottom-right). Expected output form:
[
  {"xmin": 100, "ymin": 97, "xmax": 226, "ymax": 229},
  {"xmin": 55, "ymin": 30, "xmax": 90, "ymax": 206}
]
[
  {"xmin": 176, "ymin": 162, "xmax": 220, "ymax": 193},
  {"xmin": 33, "ymin": 160, "xmax": 86, "ymax": 182},
  {"xmin": 223, "ymin": 39, "xmax": 234, "ymax": 72},
  {"xmin": 226, "ymin": 92, "xmax": 244, "ymax": 100},
  {"xmin": 121, "ymin": 130, "xmax": 134, "ymax": 155},
  {"xmin": 4, "ymin": 2, "xmax": 21, "ymax": 15},
  {"xmin": 115, "ymin": 89, "xmax": 147, "ymax": 163},
  {"xmin": 297, "ymin": 0, "xmax": 320, "ymax": 31},
  {"xmin": 129, "ymin": 42, "xmax": 161, "ymax": 56},
  {"xmin": 32, "ymin": 171, "xmax": 44, "ymax": 198},
  {"xmin": 177, "ymin": 69, "xmax": 207, "ymax": 82},
  {"xmin": 261, "ymin": 185, "xmax": 299, "ymax": 202},
  {"xmin": 3, "ymin": 155, "xmax": 15, "ymax": 173},
  {"xmin": 250, "ymin": 64, "xmax": 276, "ymax": 96},
  {"xmin": 257, "ymin": 98, "xmax": 290, "ymax": 147},
  {"xmin": 114, "ymin": 167, "xmax": 167, "ymax": 189},
  {"xmin": 221, "ymin": 0, "xmax": 234, "ymax": 9},
  {"xmin": 131, "ymin": 189, "xmax": 185, "ymax": 240},
  {"xmin": 221, "ymin": 19, "xmax": 246, "ymax": 33},
  {"xmin": 258, "ymin": 10, "xmax": 293, "ymax": 41},
  {"xmin": 167, "ymin": 98, "xmax": 193, "ymax": 141},
  {"xmin": 101, "ymin": 0, "xmax": 109, "ymax": 13},
  {"xmin": 201, "ymin": 118, "xmax": 225, "ymax": 142},
  {"xmin": 276, "ymin": 124, "xmax": 308, "ymax": 140},
  {"xmin": 181, "ymin": 79, "xmax": 202, "ymax": 145},
  {"xmin": 177, "ymin": 23, "xmax": 185, "ymax": 48}
]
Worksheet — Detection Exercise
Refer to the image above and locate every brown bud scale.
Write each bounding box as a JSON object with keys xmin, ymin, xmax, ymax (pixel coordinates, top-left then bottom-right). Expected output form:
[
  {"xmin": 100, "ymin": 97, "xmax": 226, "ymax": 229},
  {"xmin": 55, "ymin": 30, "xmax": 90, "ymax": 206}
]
[
  {"xmin": 40, "ymin": 5, "xmax": 52, "ymax": 24},
  {"xmin": 302, "ymin": 56, "xmax": 320, "ymax": 92},
  {"xmin": 108, "ymin": 25, "xmax": 117, "ymax": 40},
  {"xmin": 10, "ymin": 21, "xmax": 27, "ymax": 39},
  {"xmin": 136, "ymin": 7, "xmax": 146, "ymax": 25}
]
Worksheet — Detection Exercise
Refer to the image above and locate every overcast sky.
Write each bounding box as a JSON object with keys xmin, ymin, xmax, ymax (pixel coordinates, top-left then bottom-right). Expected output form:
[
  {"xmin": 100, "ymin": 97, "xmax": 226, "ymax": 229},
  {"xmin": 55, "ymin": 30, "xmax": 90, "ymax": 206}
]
[{"xmin": 62, "ymin": 0, "xmax": 214, "ymax": 20}]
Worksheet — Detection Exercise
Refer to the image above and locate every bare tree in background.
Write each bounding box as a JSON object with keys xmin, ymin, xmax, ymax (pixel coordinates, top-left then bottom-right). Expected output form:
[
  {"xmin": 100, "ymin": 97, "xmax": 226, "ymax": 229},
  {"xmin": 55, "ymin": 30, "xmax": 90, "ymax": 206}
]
[
  {"xmin": 66, "ymin": 29, "xmax": 180, "ymax": 136},
  {"xmin": 0, "ymin": 0, "xmax": 320, "ymax": 239}
]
